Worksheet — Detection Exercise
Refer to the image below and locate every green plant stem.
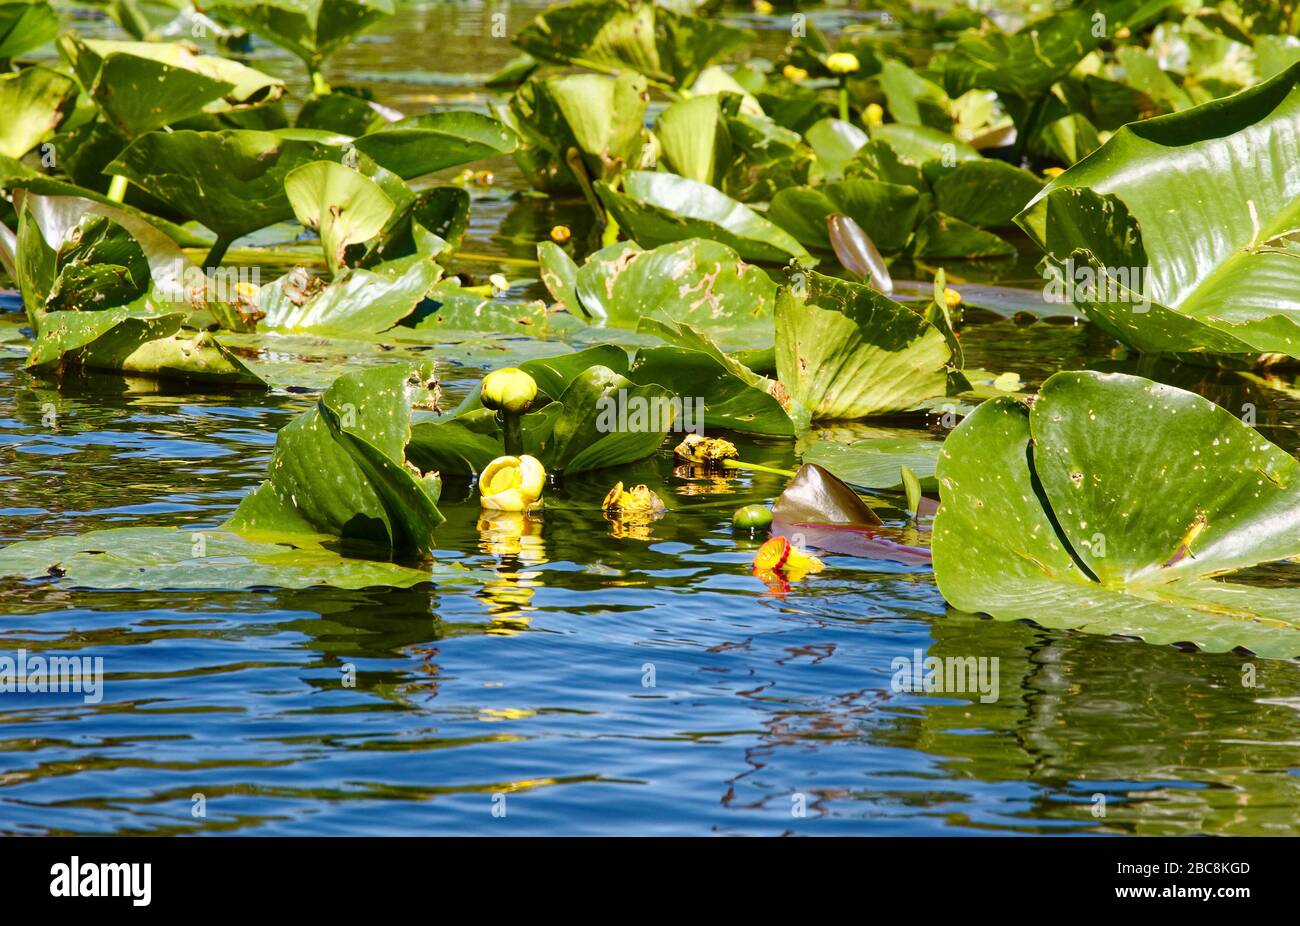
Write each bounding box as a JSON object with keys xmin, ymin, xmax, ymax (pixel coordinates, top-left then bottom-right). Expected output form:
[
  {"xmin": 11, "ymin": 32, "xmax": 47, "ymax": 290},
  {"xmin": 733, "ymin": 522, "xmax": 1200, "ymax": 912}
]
[
  {"xmin": 838, "ymin": 79, "xmax": 850, "ymax": 123},
  {"xmin": 502, "ymin": 412, "xmax": 524, "ymax": 457},
  {"xmin": 106, "ymin": 174, "xmax": 129, "ymax": 204},
  {"xmin": 723, "ymin": 459, "xmax": 795, "ymax": 478},
  {"xmin": 565, "ymin": 147, "xmax": 607, "ymax": 226},
  {"xmin": 310, "ymin": 69, "xmax": 331, "ymax": 96},
  {"xmin": 203, "ymin": 235, "xmax": 234, "ymax": 271}
]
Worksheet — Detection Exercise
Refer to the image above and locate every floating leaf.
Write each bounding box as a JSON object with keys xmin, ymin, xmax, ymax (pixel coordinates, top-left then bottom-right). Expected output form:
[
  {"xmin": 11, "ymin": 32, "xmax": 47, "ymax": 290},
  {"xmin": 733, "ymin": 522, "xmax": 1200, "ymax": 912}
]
[
  {"xmin": 227, "ymin": 361, "xmax": 444, "ymax": 557},
  {"xmin": 285, "ymin": 160, "xmax": 395, "ymax": 275},
  {"xmin": 0, "ymin": 65, "xmax": 76, "ymax": 159},
  {"xmin": 258, "ymin": 255, "xmax": 439, "ymax": 334},
  {"xmin": 596, "ymin": 170, "xmax": 809, "ymax": 263},
  {"xmin": 775, "ymin": 269, "xmax": 954, "ymax": 419},
  {"xmin": 933, "ymin": 370, "xmax": 1300, "ymax": 658},
  {"xmin": 352, "ymin": 111, "xmax": 517, "ymax": 180},
  {"xmin": 207, "ymin": 0, "xmax": 395, "ymax": 82}
]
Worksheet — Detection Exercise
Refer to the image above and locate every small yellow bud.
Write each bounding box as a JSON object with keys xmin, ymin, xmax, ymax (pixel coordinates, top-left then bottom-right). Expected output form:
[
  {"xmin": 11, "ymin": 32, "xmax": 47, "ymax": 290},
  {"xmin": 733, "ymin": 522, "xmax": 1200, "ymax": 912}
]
[
  {"xmin": 825, "ymin": 52, "xmax": 861, "ymax": 75},
  {"xmin": 480, "ymin": 367, "xmax": 538, "ymax": 415},
  {"xmin": 549, "ymin": 225, "xmax": 571, "ymax": 244},
  {"xmin": 1042, "ymin": 166, "xmax": 1065, "ymax": 179},
  {"xmin": 865, "ymin": 102, "xmax": 884, "ymax": 127},
  {"xmin": 753, "ymin": 0, "xmax": 774, "ymax": 14},
  {"xmin": 943, "ymin": 287, "xmax": 961, "ymax": 310},
  {"xmin": 782, "ymin": 64, "xmax": 809, "ymax": 82},
  {"xmin": 1115, "ymin": 26, "xmax": 1131, "ymax": 40}
]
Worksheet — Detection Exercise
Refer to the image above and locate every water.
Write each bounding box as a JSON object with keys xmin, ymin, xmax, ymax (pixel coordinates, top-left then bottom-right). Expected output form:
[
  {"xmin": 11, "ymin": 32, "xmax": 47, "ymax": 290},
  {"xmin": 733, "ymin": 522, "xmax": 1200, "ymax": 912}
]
[{"xmin": 2, "ymin": 1, "xmax": 1300, "ymax": 836}]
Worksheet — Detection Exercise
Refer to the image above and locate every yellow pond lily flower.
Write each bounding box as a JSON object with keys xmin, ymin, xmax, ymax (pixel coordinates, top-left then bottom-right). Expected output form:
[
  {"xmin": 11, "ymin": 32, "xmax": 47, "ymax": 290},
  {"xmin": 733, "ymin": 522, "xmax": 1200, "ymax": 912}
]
[
  {"xmin": 825, "ymin": 52, "xmax": 861, "ymax": 75},
  {"xmin": 943, "ymin": 287, "xmax": 962, "ymax": 310},
  {"xmin": 479, "ymin": 454, "xmax": 546, "ymax": 511},
  {"xmin": 549, "ymin": 224, "xmax": 572, "ymax": 244},
  {"xmin": 753, "ymin": 536, "xmax": 825, "ymax": 581},
  {"xmin": 480, "ymin": 367, "xmax": 538, "ymax": 415},
  {"xmin": 603, "ymin": 481, "xmax": 667, "ymax": 519},
  {"xmin": 674, "ymin": 433, "xmax": 739, "ymax": 469},
  {"xmin": 865, "ymin": 102, "xmax": 884, "ymax": 127},
  {"xmin": 782, "ymin": 64, "xmax": 809, "ymax": 82}
]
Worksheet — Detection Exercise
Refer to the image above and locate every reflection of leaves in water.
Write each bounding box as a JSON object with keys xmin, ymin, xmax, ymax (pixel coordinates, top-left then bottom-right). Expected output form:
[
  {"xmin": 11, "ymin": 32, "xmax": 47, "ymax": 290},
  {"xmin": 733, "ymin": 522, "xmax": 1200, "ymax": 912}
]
[{"xmin": 876, "ymin": 612, "xmax": 1300, "ymax": 835}]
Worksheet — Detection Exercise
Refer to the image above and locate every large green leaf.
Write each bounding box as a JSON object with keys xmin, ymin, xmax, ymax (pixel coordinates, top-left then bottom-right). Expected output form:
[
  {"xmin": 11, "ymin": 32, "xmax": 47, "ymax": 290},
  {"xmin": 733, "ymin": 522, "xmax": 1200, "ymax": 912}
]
[
  {"xmin": 0, "ymin": 0, "xmax": 58, "ymax": 59},
  {"xmin": 933, "ymin": 370, "xmax": 1300, "ymax": 658},
  {"xmin": 596, "ymin": 170, "xmax": 809, "ymax": 263},
  {"xmin": 227, "ymin": 361, "xmax": 444, "ymax": 557},
  {"xmin": 0, "ymin": 527, "xmax": 480, "ymax": 590},
  {"xmin": 800, "ymin": 434, "xmax": 941, "ymax": 491},
  {"xmin": 57, "ymin": 35, "xmax": 284, "ymax": 137},
  {"xmin": 505, "ymin": 70, "xmax": 647, "ymax": 192},
  {"xmin": 930, "ymin": 159, "xmax": 1042, "ymax": 228},
  {"xmin": 654, "ymin": 93, "xmax": 730, "ymax": 185},
  {"xmin": 767, "ymin": 179, "xmax": 920, "ymax": 254},
  {"xmin": 1017, "ymin": 63, "xmax": 1300, "ymax": 359},
  {"xmin": 512, "ymin": 0, "xmax": 750, "ymax": 88},
  {"xmin": 285, "ymin": 160, "xmax": 395, "ymax": 275},
  {"xmin": 206, "ymin": 0, "xmax": 395, "ymax": 76},
  {"xmin": 775, "ymin": 269, "xmax": 953, "ymax": 419},
  {"xmin": 106, "ymin": 129, "xmax": 348, "ymax": 244},
  {"xmin": 0, "ymin": 66, "xmax": 76, "ymax": 159},
  {"xmin": 351, "ymin": 111, "xmax": 517, "ymax": 180},
  {"xmin": 560, "ymin": 238, "xmax": 777, "ymax": 350},
  {"xmin": 629, "ymin": 316, "xmax": 796, "ymax": 436},
  {"xmin": 258, "ymin": 255, "xmax": 439, "ymax": 334}
]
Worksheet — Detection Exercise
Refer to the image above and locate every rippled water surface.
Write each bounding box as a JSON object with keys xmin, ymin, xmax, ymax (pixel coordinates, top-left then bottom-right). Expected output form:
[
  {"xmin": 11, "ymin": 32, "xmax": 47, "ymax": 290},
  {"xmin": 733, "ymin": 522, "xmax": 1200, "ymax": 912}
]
[{"xmin": 3, "ymin": 2, "xmax": 1300, "ymax": 836}]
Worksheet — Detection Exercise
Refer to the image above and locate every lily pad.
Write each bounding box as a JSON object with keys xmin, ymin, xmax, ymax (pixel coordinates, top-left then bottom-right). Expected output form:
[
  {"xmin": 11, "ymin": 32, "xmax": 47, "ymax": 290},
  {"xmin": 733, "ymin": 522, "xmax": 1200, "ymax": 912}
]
[
  {"xmin": 0, "ymin": 65, "xmax": 76, "ymax": 159},
  {"xmin": 775, "ymin": 269, "xmax": 954, "ymax": 419},
  {"xmin": 285, "ymin": 160, "xmax": 395, "ymax": 275},
  {"xmin": 0, "ymin": 527, "xmax": 482, "ymax": 590},
  {"xmin": 933, "ymin": 370, "xmax": 1300, "ymax": 658},
  {"xmin": 596, "ymin": 170, "xmax": 809, "ymax": 263},
  {"xmin": 1017, "ymin": 63, "xmax": 1300, "ymax": 359},
  {"xmin": 227, "ymin": 361, "xmax": 445, "ymax": 557},
  {"xmin": 207, "ymin": 0, "xmax": 395, "ymax": 82},
  {"xmin": 800, "ymin": 435, "xmax": 941, "ymax": 491},
  {"xmin": 57, "ymin": 36, "xmax": 284, "ymax": 137},
  {"xmin": 767, "ymin": 179, "xmax": 920, "ymax": 254},
  {"xmin": 0, "ymin": 0, "xmax": 59, "ymax": 60},
  {"xmin": 258, "ymin": 255, "xmax": 440, "ymax": 334},
  {"xmin": 351, "ymin": 111, "xmax": 517, "ymax": 180}
]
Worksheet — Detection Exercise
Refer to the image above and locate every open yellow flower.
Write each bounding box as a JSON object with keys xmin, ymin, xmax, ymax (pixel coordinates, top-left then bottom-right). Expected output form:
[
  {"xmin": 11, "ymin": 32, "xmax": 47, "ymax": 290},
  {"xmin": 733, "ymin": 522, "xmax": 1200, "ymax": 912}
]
[
  {"xmin": 674, "ymin": 433, "xmax": 739, "ymax": 468},
  {"xmin": 479, "ymin": 454, "xmax": 546, "ymax": 511},
  {"xmin": 825, "ymin": 52, "xmax": 861, "ymax": 75},
  {"xmin": 603, "ymin": 481, "xmax": 666, "ymax": 518},
  {"xmin": 480, "ymin": 367, "xmax": 538, "ymax": 415},
  {"xmin": 753, "ymin": 536, "xmax": 825, "ymax": 581}
]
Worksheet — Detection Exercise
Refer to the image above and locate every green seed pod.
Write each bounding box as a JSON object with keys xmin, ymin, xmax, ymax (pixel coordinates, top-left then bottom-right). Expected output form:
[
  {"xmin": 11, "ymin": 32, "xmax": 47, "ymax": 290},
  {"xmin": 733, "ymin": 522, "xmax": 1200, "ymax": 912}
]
[{"xmin": 732, "ymin": 504, "xmax": 774, "ymax": 531}]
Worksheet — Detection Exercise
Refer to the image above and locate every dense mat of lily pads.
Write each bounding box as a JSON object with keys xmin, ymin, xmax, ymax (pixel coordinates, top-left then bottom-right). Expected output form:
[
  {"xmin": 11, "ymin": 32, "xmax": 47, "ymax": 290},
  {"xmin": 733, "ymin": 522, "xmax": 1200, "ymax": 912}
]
[{"xmin": 3, "ymin": 0, "xmax": 1300, "ymax": 658}]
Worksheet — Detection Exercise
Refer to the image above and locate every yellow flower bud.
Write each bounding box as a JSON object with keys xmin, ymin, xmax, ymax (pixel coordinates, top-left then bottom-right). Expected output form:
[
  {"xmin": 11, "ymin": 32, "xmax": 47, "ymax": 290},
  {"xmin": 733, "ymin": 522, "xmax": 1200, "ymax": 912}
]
[
  {"xmin": 943, "ymin": 287, "xmax": 962, "ymax": 310},
  {"xmin": 825, "ymin": 52, "xmax": 861, "ymax": 75},
  {"xmin": 478, "ymin": 454, "xmax": 546, "ymax": 512},
  {"xmin": 753, "ymin": 536, "xmax": 824, "ymax": 581},
  {"xmin": 782, "ymin": 64, "xmax": 809, "ymax": 82},
  {"xmin": 1115, "ymin": 26, "xmax": 1131, "ymax": 40},
  {"xmin": 549, "ymin": 225, "xmax": 571, "ymax": 244},
  {"xmin": 865, "ymin": 102, "xmax": 884, "ymax": 127},
  {"xmin": 753, "ymin": 0, "xmax": 774, "ymax": 14},
  {"xmin": 480, "ymin": 367, "xmax": 538, "ymax": 415},
  {"xmin": 1042, "ymin": 166, "xmax": 1065, "ymax": 179}
]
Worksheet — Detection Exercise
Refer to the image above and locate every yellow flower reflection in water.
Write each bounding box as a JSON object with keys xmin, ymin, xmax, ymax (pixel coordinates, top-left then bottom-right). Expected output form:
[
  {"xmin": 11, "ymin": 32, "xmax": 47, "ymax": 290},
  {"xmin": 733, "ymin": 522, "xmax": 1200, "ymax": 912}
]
[
  {"xmin": 476, "ymin": 510, "xmax": 545, "ymax": 635},
  {"xmin": 602, "ymin": 481, "xmax": 666, "ymax": 539}
]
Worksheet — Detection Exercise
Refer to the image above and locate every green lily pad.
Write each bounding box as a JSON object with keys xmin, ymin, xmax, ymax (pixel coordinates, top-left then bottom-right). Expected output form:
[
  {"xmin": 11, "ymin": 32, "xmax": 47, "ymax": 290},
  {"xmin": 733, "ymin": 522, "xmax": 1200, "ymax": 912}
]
[
  {"xmin": 558, "ymin": 238, "xmax": 776, "ymax": 350},
  {"xmin": 934, "ymin": 370, "xmax": 1300, "ymax": 658},
  {"xmin": 285, "ymin": 160, "xmax": 396, "ymax": 275},
  {"xmin": 776, "ymin": 269, "xmax": 954, "ymax": 419},
  {"xmin": 0, "ymin": 65, "xmax": 76, "ymax": 159},
  {"xmin": 258, "ymin": 255, "xmax": 440, "ymax": 334},
  {"xmin": 207, "ymin": 0, "xmax": 395, "ymax": 79},
  {"xmin": 512, "ymin": 0, "xmax": 751, "ymax": 88},
  {"xmin": 1017, "ymin": 63, "xmax": 1300, "ymax": 359},
  {"xmin": 911, "ymin": 212, "xmax": 1017, "ymax": 260},
  {"xmin": 629, "ymin": 316, "xmax": 796, "ymax": 436},
  {"xmin": 930, "ymin": 159, "xmax": 1043, "ymax": 228},
  {"xmin": 596, "ymin": 170, "xmax": 809, "ymax": 263},
  {"xmin": 0, "ymin": 527, "xmax": 482, "ymax": 590},
  {"xmin": 106, "ymin": 128, "xmax": 349, "ymax": 247},
  {"xmin": 227, "ymin": 361, "xmax": 445, "ymax": 557},
  {"xmin": 768, "ymin": 179, "xmax": 920, "ymax": 254},
  {"xmin": 800, "ymin": 435, "xmax": 941, "ymax": 491},
  {"xmin": 0, "ymin": 0, "xmax": 59, "ymax": 60},
  {"xmin": 57, "ymin": 35, "xmax": 284, "ymax": 138},
  {"xmin": 351, "ymin": 111, "xmax": 517, "ymax": 180}
]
